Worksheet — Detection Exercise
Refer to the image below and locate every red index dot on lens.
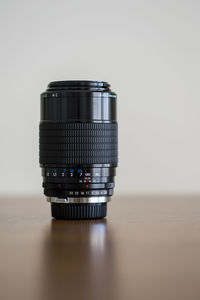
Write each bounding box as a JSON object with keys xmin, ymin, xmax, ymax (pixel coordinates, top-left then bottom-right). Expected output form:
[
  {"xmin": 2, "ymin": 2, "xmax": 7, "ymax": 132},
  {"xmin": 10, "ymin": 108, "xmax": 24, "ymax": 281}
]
[{"xmin": 86, "ymin": 185, "xmax": 88, "ymax": 188}]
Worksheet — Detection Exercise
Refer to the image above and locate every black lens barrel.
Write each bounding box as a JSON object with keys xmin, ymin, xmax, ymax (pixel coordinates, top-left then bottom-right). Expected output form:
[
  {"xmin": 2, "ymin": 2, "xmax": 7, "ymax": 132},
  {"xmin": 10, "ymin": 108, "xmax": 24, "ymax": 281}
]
[
  {"xmin": 40, "ymin": 81, "xmax": 116, "ymax": 122},
  {"xmin": 39, "ymin": 81, "xmax": 118, "ymax": 219}
]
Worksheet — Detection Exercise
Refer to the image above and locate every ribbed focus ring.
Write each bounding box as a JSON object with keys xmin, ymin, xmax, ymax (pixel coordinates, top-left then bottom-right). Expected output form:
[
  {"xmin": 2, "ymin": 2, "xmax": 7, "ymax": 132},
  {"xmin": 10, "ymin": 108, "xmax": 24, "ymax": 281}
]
[{"xmin": 39, "ymin": 122, "xmax": 118, "ymax": 165}]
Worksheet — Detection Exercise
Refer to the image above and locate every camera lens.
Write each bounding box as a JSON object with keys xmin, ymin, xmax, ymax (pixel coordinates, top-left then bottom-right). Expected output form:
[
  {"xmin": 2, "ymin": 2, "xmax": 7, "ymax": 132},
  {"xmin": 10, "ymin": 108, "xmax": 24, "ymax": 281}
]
[{"xmin": 39, "ymin": 81, "xmax": 118, "ymax": 219}]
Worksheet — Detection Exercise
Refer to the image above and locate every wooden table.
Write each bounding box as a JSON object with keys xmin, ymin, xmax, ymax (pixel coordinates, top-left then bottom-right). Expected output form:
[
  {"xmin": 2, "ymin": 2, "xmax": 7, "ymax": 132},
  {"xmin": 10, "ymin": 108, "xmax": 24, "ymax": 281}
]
[{"xmin": 0, "ymin": 195, "xmax": 200, "ymax": 300}]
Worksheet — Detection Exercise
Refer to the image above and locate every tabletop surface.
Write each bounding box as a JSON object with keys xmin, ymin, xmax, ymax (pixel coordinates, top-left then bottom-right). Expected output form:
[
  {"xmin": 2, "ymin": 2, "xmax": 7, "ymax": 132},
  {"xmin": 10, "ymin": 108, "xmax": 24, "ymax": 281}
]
[{"xmin": 0, "ymin": 195, "xmax": 200, "ymax": 300}]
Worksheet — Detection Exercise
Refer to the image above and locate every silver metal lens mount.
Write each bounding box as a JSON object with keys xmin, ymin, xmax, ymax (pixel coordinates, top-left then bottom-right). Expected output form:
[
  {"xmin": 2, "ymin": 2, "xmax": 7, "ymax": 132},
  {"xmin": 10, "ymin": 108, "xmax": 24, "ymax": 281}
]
[{"xmin": 47, "ymin": 196, "xmax": 111, "ymax": 204}]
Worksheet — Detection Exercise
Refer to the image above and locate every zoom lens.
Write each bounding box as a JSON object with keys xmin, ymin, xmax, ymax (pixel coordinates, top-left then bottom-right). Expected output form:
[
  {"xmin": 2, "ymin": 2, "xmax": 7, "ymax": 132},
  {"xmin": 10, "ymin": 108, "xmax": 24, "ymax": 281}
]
[{"xmin": 39, "ymin": 81, "xmax": 118, "ymax": 219}]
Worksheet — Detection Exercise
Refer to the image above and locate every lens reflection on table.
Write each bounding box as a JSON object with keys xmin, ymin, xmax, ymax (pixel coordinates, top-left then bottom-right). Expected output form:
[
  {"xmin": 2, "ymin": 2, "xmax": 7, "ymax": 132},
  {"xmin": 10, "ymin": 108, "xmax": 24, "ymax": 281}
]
[{"xmin": 40, "ymin": 219, "xmax": 118, "ymax": 300}]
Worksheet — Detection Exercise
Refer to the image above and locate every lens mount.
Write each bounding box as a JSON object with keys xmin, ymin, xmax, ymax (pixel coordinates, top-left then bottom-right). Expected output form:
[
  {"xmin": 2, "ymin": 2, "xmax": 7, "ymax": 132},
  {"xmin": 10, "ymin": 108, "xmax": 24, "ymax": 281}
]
[{"xmin": 47, "ymin": 196, "xmax": 111, "ymax": 204}]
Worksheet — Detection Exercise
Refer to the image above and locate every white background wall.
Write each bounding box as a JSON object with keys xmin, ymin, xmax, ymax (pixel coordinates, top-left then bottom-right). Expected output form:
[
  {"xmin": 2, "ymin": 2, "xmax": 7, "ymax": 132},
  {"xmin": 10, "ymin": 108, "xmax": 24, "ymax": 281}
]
[{"xmin": 0, "ymin": 0, "xmax": 199, "ymax": 195}]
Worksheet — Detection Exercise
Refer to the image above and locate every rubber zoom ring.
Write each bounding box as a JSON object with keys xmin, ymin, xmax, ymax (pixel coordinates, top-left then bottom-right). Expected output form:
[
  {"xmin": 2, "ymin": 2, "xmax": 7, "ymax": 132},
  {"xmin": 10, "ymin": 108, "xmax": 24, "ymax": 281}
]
[{"xmin": 39, "ymin": 122, "xmax": 118, "ymax": 165}]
